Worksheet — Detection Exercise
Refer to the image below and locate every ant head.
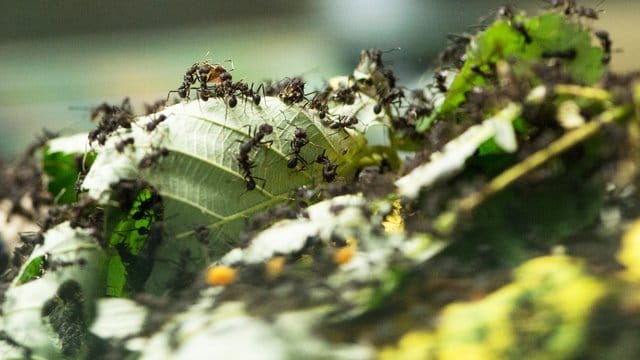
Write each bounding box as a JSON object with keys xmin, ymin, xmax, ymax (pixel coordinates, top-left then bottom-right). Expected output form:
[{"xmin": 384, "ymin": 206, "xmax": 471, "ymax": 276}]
[{"xmin": 259, "ymin": 124, "xmax": 274, "ymax": 134}]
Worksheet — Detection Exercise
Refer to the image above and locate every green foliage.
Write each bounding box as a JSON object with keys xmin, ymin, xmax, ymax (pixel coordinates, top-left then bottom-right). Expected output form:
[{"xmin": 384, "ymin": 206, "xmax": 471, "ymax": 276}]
[
  {"xmin": 17, "ymin": 255, "xmax": 45, "ymax": 284},
  {"xmin": 43, "ymin": 150, "xmax": 95, "ymax": 205},
  {"xmin": 421, "ymin": 12, "xmax": 605, "ymax": 130}
]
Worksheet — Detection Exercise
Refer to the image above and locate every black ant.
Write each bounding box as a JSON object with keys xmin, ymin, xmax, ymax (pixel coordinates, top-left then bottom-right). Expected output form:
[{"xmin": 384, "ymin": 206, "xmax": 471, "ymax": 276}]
[
  {"xmin": 145, "ymin": 114, "xmax": 167, "ymax": 132},
  {"xmin": 171, "ymin": 61, "xmax": 233, "ymax": 101},
  {"xmin": 236, "ymin": 124, "xmax": 273, "ymax": 190},
  {"xmin": 88, "ymin": 98, "xmax": 133, "ymax": 145},
  {"xmin": 545, "ymin": 0, "xmax": 575, "ymax": 15},
  {"xmin": 576, "ymin": 6, "xmax": 598, "ymax": 20},
  {"xmin": 115, "ymin": 137, "xmax": 135, "ymax": 153},
  {"xmin": 131, "ymin": 192, "xmax": 162, "ymax": 221},
  {"xmin": 309, "ymin": 87, "xmax": 331, "ymax": 119},
  {"xmin": 575, "ymin": 2, "xmax": 603, "ymax": 20},
  {"xmin": 496, "ymin": 4, "xmax": 515, "ymax": 19},
  {"xmin": 144, "ymin": 99, "xmax": 167, "ymax": 115},
  {"xmin": 230, "ymin": 81, "xmax": 264, "ymax": 107},
  {"xmin": 542, "ymin": 48, "xmax": 577, "ymax": 60},
  {"xmin": 434, "ymin": 70, "xmax": 448, "ymax": 93},
  {"xmin": 193, "ymin": 224, "xmax": 210, "ymax": 244},
  {"xmin": 595, "ymin": 30, "xmax": 612, "ymax": 64},
  {"xmin": 176, "ymin": 62, "xmax": 199, "ymax": 99},
  {"xmin": 404, "ymin": 91, "xmax": 433, "ymax": 124},
  {"xmin": 315, "ymin": 151, "xmax": 339, "ymax": 182},
  {"xmin": 436, "ymin": 33, "xmax": 472, "ymax": 69},
  {"xmin": 279, "ymin": 77, "xmax": 305, "ymax": 105},
  {"xmin": 139, "ymin": 148, "xmax": 169, "ymax": 169},
  {"xmin": 374, "ymin": 88, "xmax": 404, "ymax": 114},
  {"xmin": 287, "ymin": 127, "xmax": 309, "ymax": 169},
  {"xmin": 513, "ymin": 21, "xmax": 532, "ymax": 44},
  {"xmin": 331, "ymin": 85, "xmax": 357, "ymax": 105},
  {"xmin": 328, "ymin": 115, "xmax": 358, "ymax": 130},
  {"xmin": 249, "ymin": 83, "xmax": 264, "ymax": 105}
]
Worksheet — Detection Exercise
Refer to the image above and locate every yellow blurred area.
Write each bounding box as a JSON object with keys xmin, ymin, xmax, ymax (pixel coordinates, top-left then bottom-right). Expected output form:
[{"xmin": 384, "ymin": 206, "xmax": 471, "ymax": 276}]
[
  {"xmin": 617, "ymin": 219, "xmax": 640, "ymax": 282},
  {"xmin": 380, "ymin": 255, "xmax": 607, "ymax": 360}
]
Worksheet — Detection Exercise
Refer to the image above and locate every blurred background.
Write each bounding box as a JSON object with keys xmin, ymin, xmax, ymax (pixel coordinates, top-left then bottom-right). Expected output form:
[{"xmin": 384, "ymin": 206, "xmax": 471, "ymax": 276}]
[{"xmin": 1, "ymin": 0, "xmax": 638, "ymax": 158}]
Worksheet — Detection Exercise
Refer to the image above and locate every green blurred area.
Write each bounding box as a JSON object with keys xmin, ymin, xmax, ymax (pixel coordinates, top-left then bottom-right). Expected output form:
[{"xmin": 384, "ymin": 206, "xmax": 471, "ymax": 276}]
[{"xmin": 1, "ymin": 0, "xmax": 637, "ymax": 158}]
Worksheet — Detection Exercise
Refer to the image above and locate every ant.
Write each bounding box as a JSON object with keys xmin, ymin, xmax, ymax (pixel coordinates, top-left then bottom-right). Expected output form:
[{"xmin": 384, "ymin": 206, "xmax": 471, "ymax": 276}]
[
  {"xmin": 88, "ymin": 98, "xmax": 133, "ymax": 145},
  {"xmin": 131, "ymin": 192, "xmax": 162, "ymax": 221},
  {"xmin": 331, "ymin": 85, "xmax": 357, "ymax": 105},
  {"xmin": 145, "ymin": 114, "xmax": 167, "ymax": 132},
  {"xmin": 404, "ymin": 92, "xmax": 433, "ymax": 124},
  {"xmin": 248, "ymin": 83, "xmax": 264, "ymax": 105},
  {"xmin": 545, "ymin": 0, "xmax": 575, "ymax": 15},
  {"xmin": 309, "ymin": 87, "xmax": 331, "ymax": 119},
  {"xmin": 139, "ymin": 148, "xmax": 169, "ymax": 169},
  {"xmin": 193, "ymin": 224, "xmax": 210, "ymax": 244},
  {"xmin": 575, "ymin": 5, "xmax": 600, "ymax": 20},
  {"xmin": 496, "ymin": 4, "xmax": 515, "ymax": 19},
  {"xmin": 115, "ymin": 137, "xmax": 135, "ymax": 153},
  {"xmin": 434, "ymin": 70, "xmax": 448, "ymax": 93},
  {"xmin": 542, "ymin": 48, "xmax": 577, "ymax": 60},
  {"xmin": 513, "ymin": 21, "xmax": 532, "ymax": 43},
  {"xmin": 176, "ymin": 62, "xmax": 199, "ymax": 99},
  {"xmin": 315, "ymin": 151, "xmax": 339, "ymax": 182},
  {"xmin": 144, "ymin": 99, "xmax": 167, "ymax": 115},
  {"xmin": 374, "ymin": 87, "xmax": 404, "ymax": 114},
  {"xmin": 287, "ymin": 127, "xmax": 309, "ymax": 169},
  {"xmin": 328, "ymin": 115, "xmax": 358, "ymax": 130},
  {"xmin": 595, "ymin": 30, "xmax": 612, "ymax": 64},
  {"xmin": 436, "ymin": 33, "xmax": 472, "ymax": 69},
  {"xmin": 171, "ymin": 61, "xmax": 233, "ymax": 101},
  {"xmin": 236, "ymin": 124, "xmax": 273, "ymax": 190},
  {"xmin": 279, "ymin": 77, "xmax": 305, "ymax": 105}
]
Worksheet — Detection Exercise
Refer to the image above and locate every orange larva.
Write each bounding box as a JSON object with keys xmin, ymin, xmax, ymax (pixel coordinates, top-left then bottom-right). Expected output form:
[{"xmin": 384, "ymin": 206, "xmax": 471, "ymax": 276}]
[
  {"xmin": 265, "ymin": 256, "xmax": 286, "ymax": 279},
  {"xmin": 333, "ymin": 245, "xmax": 356, "ymax": 265},
  {"xmin": 206, "ymin": 265, "xmax": 237, "ymax": 286}
]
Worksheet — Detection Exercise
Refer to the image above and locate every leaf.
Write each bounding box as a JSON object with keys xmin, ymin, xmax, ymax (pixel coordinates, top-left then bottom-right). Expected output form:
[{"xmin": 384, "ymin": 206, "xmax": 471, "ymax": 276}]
[
  {"xmin": 43, "ymin": 134, "xmax": 95, "ymax": 205},
  {"xmin": 81, "ymin": 95, "xmax": 392, "ymax": 293},
  {"xmin": 89, "ymin": 298, "xmax": 148, "ymax": 340},
  {"xmin": 2, "ymin": 222, "xmax": 107, "ymax": 359},
  {"xmin": 426, "ymin": 12, "xmax": 605, "ymax": 125},
  {"xmin": 397, "ymin": 102, "xmax": 522, "ymax": 199},
  {"xmin": 137, "ymin": 301, "xmax": 374, "ymax": 360}
]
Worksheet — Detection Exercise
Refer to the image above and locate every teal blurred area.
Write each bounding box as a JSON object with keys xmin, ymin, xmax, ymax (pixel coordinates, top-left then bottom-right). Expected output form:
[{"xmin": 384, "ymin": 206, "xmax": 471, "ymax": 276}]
[{"xmin": 0, "ymin": 0, "xmax": 637, "ymax": 158}]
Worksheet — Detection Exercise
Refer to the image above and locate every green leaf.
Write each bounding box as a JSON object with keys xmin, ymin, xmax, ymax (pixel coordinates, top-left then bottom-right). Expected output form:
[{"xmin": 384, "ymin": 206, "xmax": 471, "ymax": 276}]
[
  {"xmin": 43, "ymin": 151, "xmax": 80, "ymax": 204},
  {"xmin": 44, "ymin": 133, "xmax": 96, "ymax": 204},
  {"xmin": 17, "ymin": 255, "xmax": 45, "ymax": 284},
  {"xmin": 81, "ymin": 95, "xmax": 392, "ymax": 293},
  {"xmin": 105, "ymin": 255, "xmax": 126, "ymax": 297},
  {"xmin": 426, "ymin": 12, "xmax": 605, "ymax": 125}
]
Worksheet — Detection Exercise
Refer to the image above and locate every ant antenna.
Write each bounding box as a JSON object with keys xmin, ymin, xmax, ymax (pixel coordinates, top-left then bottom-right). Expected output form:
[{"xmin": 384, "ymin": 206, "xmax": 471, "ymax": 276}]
[
  {"xmin": 224, "ymin": 59, "xmax": 236, "ymax": 72},
  {"xmin": 381, "ymin": 47, "xmax": 402, "ymax": 53}
]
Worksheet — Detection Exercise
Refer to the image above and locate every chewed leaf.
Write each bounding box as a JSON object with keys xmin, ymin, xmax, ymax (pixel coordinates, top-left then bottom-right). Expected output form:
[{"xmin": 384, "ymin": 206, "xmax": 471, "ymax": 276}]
[
  {"xmin": 2, "ymin": 222, "xmax": 107, "ymax": 359},
  {"xmin": 84, "ymin": 98, "xmax": 358, "ymax": 239},
  {"xmin": 397, "ymin": 102, "xmax": 521, "ymax": 199},
  {"xmin": 80, "ymin": 95, "xmax": 394, "ymax": 292}
]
